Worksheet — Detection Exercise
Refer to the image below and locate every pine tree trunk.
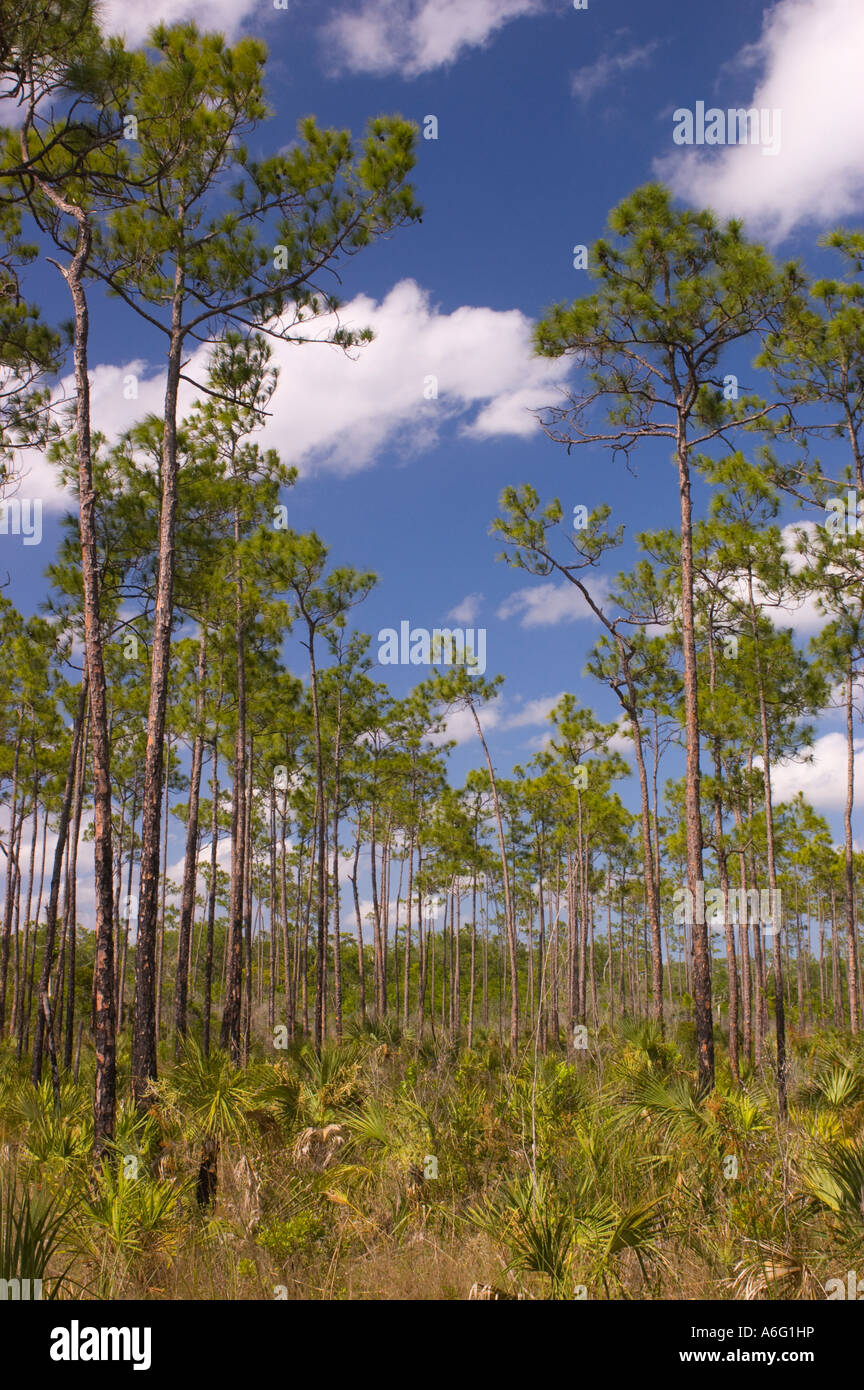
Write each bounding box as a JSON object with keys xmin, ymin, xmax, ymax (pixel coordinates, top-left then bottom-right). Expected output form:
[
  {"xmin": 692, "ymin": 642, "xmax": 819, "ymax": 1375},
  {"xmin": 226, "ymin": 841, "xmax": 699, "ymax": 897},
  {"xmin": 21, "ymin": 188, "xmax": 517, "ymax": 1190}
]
[
  {"xmin": 203, "ymin": 742, "xmax": 220, "ymax": 1057},
  {"xmin": 844, "ymin": 672, "xmax": 858, "ymax": 1033},
  {"xmin": 133, "ymin": 278, "xmax": 185, "ymax": 1105},
  {"xmin": 221, "ymin": 506, "xmax": 247, "ymax": 1062},
  {"xmin": 350, "ymin": 830, "xmax": 365, "ymax": 1021},
  {"xmin": 677, "ymin": 440, "xmax": 712, "ymax": 1092},
  {"xmin": 0, "ymin": 737, "xmax": 21, "ymax": 1033},
  {"xmin": 242, "ymin": 738, "xmax": 254, "ymax": 1064},
  {"xmin": 403, "ymin": 831, "xmax": 415, "ymax": 1032},
  {"xmin": 32, "ymin": 679, "xmax": 88, "ymax": 1084},
  {"xmin": 469, "ymin": 703, "xmax": 518, "ymax": 1051},
  {"xmin": 175, "ymin": 628, "xmax": 207, "ymax": 1049},
  {"xmin": 749, "ymin": 582, "xmax": 787, "ymax": 1119}
]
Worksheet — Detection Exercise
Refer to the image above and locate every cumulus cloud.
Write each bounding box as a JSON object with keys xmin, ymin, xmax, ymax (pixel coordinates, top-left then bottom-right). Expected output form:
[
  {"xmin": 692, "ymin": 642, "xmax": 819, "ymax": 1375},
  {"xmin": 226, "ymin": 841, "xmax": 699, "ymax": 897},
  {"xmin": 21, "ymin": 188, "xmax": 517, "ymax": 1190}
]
[
  {"xmin": 608, "ymin": 720, "xmax": 635, "ymax": 755},
  {"xmin": 656, "ymin": 0, "xmax": 864, "ymax": 240},
  {"xmin": 447, "ymin": 593, "xmax": 484, "ymax": 623},
  {"xmin": 500, "ymin": 692, "xmax": 565, "ymax": 728},
  {"xmin": 497, "ymin": 576, "xmax": 610, "ymax": 627},
  {"xmin": 0, "ymin": 2, "xmax": 268, "ymax": 122},
  {"xmin": 257, "ymin": 281, "xmax": 569, "ymax": 471},
  {"xmin": 571, "ymin": 39, "xmax": 659, "ymax": 104},
  {"xmin": 691, "ymin": 523, "xmax": 831, "ymax": 639},
  {"xmin": 98, "ymin": 0, "xmax": 263, "ymax": 45},
  {"xmin": 19, "ymin": 358, "xmax": 195, "ymax": 508},
  {"xmin": 24, "ymin": 280, "xmax": 570, "ymax": 511},
  {"xmin": 426, "ymin": 691, "xmax": 564, "ymax": 745},
  {"xmin": 427, "ymin": 701, "xmax": 500, "ymax": 746},
  {"xmin": 323, "ymin": 0, "xmax": 545, "ymax": 77},
  {"xmin": 770, "ymin": 731, "xmax": 864, "ymax": 810},
  {"xmin": 761, "ymin": 523, "xmax": 827, "ymax": 635}
]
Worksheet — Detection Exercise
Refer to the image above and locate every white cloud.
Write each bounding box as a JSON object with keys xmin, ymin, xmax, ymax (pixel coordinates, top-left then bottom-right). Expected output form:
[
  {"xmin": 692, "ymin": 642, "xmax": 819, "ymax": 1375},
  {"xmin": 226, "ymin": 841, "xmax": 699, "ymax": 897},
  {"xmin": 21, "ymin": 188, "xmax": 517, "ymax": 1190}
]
[
  {"xmin": 261, "ymin": 281, "xmax": 569, "ymax": 471},
  {"xmin": 466, "ymin": 385, "xmax": 559, "ymax": 440},
  {"xmin": 766, "ymin": 592, "xmax": 827, "ymax": 636},
  {"xmin": 656, "ymin": 0, "xmax": 864, "ymax": 239},
  {"xmin": 759, "ymin": 524, "xmax": 830, "ymax": 635},
  {"xmin": 98, "ymin": 0, "xmax": 261, "ymax": 45},
  {"xmin": 0, "ymin": 3, "xmax": 266, "ymax": 121},
  {"xmin": 770, "ymin": 731, "xmax": 864, "ymax": 810},
  {"xmin": 428, "ymin": 701, "xmax": 500, "ymax": 746},
  {"xmin": 571, "ymin": 39, "xmax": 659, "ymax": 104},
  {"xmin": 497, "ymin": 576, "xmax": 610, "ymax": 627},
  {"xmin": 426, "ymin": 690, "xmax": 566, "ymax": 746},
  {"xmin": 19, "ymin": 358, "xmax": 193, "ymax": 507},
  {"xmin": 323, "ymin": 0, "xmax": 545, "ymax": 77},
  {"xmin": 447, "ymin": 593, "xmax": 484, "ymax": 623},
  {"xmin": 609, "ymin": 720, "xmax": 635, "ymax": 755},
  {"xmin": 25, "ymin": 280, "xmax": 569, "ymax": 511},
  {"xmin": 692, "ymin": 523, "xmax": 831, "ymax": 639},
  {"xmin": 500, "ymin": 692, "xmax": 565, "ymax": 728}
]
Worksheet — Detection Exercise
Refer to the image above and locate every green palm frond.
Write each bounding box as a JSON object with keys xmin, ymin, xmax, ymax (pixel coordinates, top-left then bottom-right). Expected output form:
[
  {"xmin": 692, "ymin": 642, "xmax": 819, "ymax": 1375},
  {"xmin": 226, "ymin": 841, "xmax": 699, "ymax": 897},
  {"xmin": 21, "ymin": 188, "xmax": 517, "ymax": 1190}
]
[
  {"xmin": 817, "ymin": 1065, "xmax": 861, "ymax": 1110},
  {"xmin": 618, "ymin": 1072, "xmax": 711, "ymax": 1145},
  {"xmin": 465, "ymin": 1174, "xmax": 575, "ymax": 1297},
  {"xmin": 158, "ymin": 1037, "xmax": 255, "ymax": 1141},
  {"xmin": 81, "ymin": 1163, "xmax": 185, "ymax": 1259},
  {"xmin": 802, "ymin": 1138, "xmax": 864, "ymax": 1225},
  {"xmin": 346, "ymin": 1099, "xmax": 391, "ymax": 1149}
]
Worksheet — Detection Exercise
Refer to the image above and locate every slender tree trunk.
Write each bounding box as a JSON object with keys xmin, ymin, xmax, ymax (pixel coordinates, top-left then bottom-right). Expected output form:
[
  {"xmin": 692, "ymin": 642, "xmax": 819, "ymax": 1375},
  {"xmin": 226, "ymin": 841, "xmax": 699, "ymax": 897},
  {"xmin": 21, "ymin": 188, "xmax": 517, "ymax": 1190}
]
[
  {"xmin": 175, "ymin": 627, "xmax": 207, "ymax": 1049},
  {"xmin": 469, "ymin": 701, "xmax": 518, "ymax": 1052},
  {"xmin": 403, "ymin": 830, "xmax": 415, "ymax": 1032},
  {"xmin": 468, "ymin": 866, "xmax": 477, "ymax": 1049},
  {"xmin": 305, "ymin": 624, "xmax": 327, "ymax": 1054},
  {"xmin": 626, "ymin": 683, "xmax": 664, "ymax": 1031},
  {"xmin": 155, "ymin": 732, "xmax": 171, "ymax": 1045},
  {"xmin": 118, "ymin": 789, "xmax": 137, "ymax": 1031},
  {"xmin": 817, "ymin": 891, "xmax": 825, "ymax": 1024},
  {"xmin": 13, "ymin": 771, "xmax": 38, "ymax": 1048},
  {"xmin": 242, "ymin": 738, "xmax": 254, "ymax": 1064},
  {"xmin": 133, "ymin": 270, "xmax": 185, "ymax": 1104},
  {"xmin": 331, "ymin": 702, "xmax": 344, "ymax": 1041},
  {"xmin": 749, "ymin": 582, "xmax": 787, "ymax": 1119},
  {"xmin": 830, "ymin": 889, "xmax": 842, "ymax": 1028},
  {"xmin": 843, "ymin": 671, "xmax": 858, "ymax": 1034},
  {"xmin": 203, "ymin": 742, "xmax": 220, "ymax": 1057},
  {"xmin": 677, "ymin": 438, "xmax": 712, "ymax": 1091},
  {"xmin": 32, "ymin": 679, "xmax": 88, "ymax": 1084},
  {"xmin": 221, "ymin": 505, "xmax": 247, "ymax": 1061},
  {"xmin": 0, "ymin": 737, "xmax": 21, "ymax": 1033},
  {"xmin": 26, "ymin": 160, "xmax": 116, "ymax": 1149},
  {"xmin": 17, "ymin": 787, "xmax": 44, "ymax": 1060},
  {"xmin": 350, "ymin": 829, "xmax": 366, "ymax": 1021},
  {"xmin": 63, "ymin": 719, "xmax": 89, "ymax": 1072}
]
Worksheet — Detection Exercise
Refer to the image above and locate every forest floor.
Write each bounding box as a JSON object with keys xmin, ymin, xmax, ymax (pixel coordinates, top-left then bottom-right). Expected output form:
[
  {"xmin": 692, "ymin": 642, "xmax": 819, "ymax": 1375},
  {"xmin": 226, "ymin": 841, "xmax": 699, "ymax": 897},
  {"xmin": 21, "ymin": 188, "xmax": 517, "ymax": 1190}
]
[{"xmin": 1, "ymin": 1019, "xmax": 862, "ymax": 1301}]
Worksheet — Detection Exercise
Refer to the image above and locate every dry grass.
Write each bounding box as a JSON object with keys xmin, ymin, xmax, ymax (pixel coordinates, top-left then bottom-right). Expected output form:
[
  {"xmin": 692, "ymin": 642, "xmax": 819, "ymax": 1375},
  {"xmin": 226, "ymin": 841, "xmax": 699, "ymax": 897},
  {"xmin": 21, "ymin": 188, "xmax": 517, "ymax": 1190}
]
[{"xmin": 1, "ymin": 1022, "xmax": 863, "ymax": 1301}]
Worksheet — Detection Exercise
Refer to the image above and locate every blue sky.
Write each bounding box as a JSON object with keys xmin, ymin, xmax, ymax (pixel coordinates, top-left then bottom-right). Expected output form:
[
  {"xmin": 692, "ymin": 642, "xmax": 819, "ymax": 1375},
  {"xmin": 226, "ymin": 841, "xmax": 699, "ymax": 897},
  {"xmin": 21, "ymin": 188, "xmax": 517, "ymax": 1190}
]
[{"xmin": 6, "ymin": 0, "xmax": 864, "ymax": 888}]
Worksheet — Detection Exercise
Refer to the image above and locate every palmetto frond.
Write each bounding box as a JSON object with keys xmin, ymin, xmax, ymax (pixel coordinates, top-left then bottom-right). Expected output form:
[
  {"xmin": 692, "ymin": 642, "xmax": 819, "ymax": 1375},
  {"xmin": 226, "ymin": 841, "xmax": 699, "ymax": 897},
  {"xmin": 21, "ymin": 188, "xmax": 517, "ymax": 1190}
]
[
  {"xmin": 618, "ymin": 1072, "xmax": 712, "ymax": 1146},
  {"xmin": 731, "ymin": 1240, "xmax": 822, "ymax": 1300},
  {"xmin": 158, "ymin": 1037, "xmax": 255, "ymax": 1141},
  {"xmin": 801, "ymin": 1137, "xmax": 864, "ymax": 1224}
]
